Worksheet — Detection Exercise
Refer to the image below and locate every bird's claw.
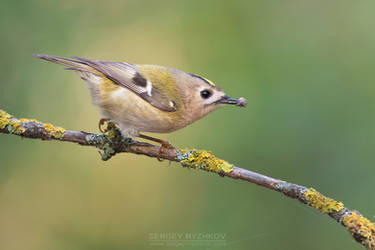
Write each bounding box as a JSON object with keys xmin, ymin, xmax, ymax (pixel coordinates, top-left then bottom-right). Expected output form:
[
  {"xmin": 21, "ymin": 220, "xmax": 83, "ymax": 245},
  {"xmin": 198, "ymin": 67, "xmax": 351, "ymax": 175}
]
[
  {"xmin": 157, "ymin": 141, "xmax": 175, "ymax": 162},
  {"xmin": 99, "ymin": 118, "xmax": 109, "ymax": 133}
]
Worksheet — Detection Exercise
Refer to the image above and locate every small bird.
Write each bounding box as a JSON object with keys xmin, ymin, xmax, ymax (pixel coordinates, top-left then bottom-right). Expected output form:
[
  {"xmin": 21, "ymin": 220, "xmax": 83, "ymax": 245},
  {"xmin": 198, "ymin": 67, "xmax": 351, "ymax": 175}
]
[{"xmin": 33, "ymin": 54, "xmax": 247, "ymax": 158}]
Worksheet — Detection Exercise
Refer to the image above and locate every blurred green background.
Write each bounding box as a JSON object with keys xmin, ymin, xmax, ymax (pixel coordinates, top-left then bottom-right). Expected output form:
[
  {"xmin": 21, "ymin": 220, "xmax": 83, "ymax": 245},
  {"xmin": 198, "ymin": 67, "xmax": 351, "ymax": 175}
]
[{"xmin": 1, "ymin": 0, "xmax": 374, "ymax": 249}]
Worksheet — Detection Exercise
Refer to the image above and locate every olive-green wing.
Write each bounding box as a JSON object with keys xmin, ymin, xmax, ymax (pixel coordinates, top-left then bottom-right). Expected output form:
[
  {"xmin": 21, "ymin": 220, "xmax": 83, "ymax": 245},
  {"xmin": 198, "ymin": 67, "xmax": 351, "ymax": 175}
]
[
  {"xmin": 34, "ymin": 54, "xmax": 177, "ymax": 112},
  {"xmin": 71, "ymin": 57, "xmax": 177, "ymax": 112}
]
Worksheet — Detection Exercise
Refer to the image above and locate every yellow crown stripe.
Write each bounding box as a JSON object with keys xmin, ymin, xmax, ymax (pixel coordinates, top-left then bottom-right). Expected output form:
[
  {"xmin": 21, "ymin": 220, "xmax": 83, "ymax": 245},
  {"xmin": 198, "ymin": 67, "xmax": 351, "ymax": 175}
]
[{"xmin": 204, "ymin": 78, "xmax": 216, "ymax": 86}]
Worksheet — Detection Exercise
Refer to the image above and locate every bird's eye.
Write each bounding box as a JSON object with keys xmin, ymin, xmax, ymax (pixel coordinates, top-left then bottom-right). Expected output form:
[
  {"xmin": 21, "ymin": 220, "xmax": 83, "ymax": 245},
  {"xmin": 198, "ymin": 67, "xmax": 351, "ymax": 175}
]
[{"xmin": 200, "ymin": 89, "xmax": 212, "ymax": 99}]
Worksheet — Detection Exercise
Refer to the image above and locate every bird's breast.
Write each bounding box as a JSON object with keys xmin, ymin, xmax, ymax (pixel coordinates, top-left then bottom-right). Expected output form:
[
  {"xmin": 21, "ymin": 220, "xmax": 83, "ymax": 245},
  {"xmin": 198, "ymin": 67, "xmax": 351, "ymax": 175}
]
[{"xmin": 99, "ymin": 87, "xmax": 188, "ymax": 134}]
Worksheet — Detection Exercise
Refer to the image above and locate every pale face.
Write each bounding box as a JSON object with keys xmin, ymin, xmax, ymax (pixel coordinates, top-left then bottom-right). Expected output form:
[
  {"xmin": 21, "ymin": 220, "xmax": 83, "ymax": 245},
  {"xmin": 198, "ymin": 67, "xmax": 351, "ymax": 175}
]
[
  {"xmin": 183, "ymin": 78, "xmax": 246, "ymax": 121},
  {"xmin": 193, "ymin": 84, "xmax": 227, "ymax": 117}
]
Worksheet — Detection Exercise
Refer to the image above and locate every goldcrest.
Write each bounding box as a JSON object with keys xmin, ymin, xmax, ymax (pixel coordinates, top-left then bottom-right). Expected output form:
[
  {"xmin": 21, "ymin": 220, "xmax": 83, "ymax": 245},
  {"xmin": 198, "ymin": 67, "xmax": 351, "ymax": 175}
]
[{"xmin": 33, "ymin": 54, "xmax": 247, "ymax": 148}]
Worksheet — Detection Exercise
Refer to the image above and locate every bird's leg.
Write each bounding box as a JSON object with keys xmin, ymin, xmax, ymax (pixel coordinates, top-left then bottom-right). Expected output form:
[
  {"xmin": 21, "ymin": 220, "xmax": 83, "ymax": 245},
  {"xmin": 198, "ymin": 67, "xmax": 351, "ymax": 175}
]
[
  {"xmin": 138, "ymin": 134, "xmax": 175, "ymax": 161},
  {"xmin": 98, "ymin": 118, "xmax": 110, "ymax": 133}
]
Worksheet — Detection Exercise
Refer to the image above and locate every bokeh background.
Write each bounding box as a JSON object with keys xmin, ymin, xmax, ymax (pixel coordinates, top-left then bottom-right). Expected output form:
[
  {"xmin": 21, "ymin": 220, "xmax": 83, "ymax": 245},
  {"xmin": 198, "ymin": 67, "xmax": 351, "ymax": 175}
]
[{"xmin": 1, "ymin": 0, "xmax": 374, "ymax": 249}]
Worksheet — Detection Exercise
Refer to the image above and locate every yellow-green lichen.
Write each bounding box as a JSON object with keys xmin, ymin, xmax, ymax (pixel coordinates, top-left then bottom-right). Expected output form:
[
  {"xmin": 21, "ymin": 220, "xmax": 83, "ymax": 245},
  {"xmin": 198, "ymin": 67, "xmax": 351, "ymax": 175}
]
[
  {"xmin": 105, "ymin": 122, "xmax": 121, "ymax": 140},
  {"xmin": 43, "ymin": 123, "xmax": 65, "ymax": 139},
  {"xmin": 343, "ymin": 211, "xmax": 375, "ymax": 249},
  {"xmin": 85, "ymin": 132, "xmax": 120, "ymax": 161},
  {"xmin": 0, "ymin": 109, "xmax": 13, "ymax": 129},
  {"xmin": 19, "ymin": 118, "xmax": 38, "ymax": 123},
  {"xmin": 304, "ymin": 188, "xmax": 344, "ymax": 213},
  {"xmin": 179, "ymin": 149, "xmax": 233, "ymax": 174},
  {"xmin": 0, "ymin": 109, "xmax": 25, "ymax": 134}
]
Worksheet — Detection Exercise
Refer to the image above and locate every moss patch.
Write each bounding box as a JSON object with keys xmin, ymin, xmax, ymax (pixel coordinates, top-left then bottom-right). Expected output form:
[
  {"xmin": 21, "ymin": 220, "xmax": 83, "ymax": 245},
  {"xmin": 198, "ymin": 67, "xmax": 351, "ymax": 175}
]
[
  {"xmin": 304, "ymin": 188, "xmax": 344, "ymax": 213},
  {"xmin": 178, "ymin": 149, "xmax": 233, "ymax": 174},
  {"xmin": 343, "ymin": 211, "xmax": 375, "ymax": 249}
]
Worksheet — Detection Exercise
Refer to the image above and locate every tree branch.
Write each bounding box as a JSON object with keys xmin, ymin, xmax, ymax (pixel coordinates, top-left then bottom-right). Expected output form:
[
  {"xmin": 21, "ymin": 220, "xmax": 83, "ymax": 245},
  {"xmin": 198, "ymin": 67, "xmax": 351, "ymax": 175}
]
[{"xmin": 1, "ymin": 109, "xmax": 374, "ymax": 249}]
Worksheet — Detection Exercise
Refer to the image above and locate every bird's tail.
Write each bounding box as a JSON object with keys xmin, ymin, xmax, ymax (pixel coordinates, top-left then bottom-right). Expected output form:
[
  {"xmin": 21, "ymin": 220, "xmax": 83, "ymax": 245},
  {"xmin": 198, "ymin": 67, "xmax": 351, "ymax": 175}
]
[{"xmin": 32, "ymin": 54, "xmax": 92, "ymax": 72}]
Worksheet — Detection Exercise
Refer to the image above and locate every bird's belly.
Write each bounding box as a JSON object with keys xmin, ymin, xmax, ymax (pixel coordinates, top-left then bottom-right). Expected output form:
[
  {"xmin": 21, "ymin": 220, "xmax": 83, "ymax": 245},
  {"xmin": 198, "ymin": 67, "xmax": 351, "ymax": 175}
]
[{"xmin": 98, "ymin": 88, "xmax": 182, "ymax": 136}]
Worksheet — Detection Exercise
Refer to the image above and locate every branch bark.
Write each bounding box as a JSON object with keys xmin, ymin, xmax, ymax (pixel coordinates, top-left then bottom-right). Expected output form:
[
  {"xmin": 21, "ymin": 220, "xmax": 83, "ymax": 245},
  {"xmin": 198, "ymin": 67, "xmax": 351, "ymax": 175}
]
[{"xmin": 1, "ymin": 109, "xmax": 374, "ymax": 249}]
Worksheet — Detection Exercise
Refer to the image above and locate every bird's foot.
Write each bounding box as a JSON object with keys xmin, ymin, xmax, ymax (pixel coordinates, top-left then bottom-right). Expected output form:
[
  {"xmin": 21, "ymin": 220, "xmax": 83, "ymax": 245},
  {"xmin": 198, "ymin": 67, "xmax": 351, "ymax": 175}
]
[
  {"xmin": 138, "ymin": 134, "xmax": 175, "ymax": 161},
  {"xmin": 98, "ymin": 118, "xmax": 110, "ymax": 133},
  {"xmin": 158, "ymin": 141, "xmax": 175, "ymax": 162}
]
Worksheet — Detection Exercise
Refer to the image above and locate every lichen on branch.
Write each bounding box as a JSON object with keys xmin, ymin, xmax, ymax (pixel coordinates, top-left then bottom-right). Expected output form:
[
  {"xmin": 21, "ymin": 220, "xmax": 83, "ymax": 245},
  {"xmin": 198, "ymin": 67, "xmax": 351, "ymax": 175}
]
[
  {"xmin": 0, "ymin": 109, "xmax": 65, "ymax": 139},
  {"xmin": 304, "ymin": 188, "xmax": 344, "ymax": 213},
  {"xmin": 344, "ymin": 211, "xmax": 375, "ymax": 249},
  {"xmin": 178, "ymin": 149, "xmax": 233, "ymax": 174}
]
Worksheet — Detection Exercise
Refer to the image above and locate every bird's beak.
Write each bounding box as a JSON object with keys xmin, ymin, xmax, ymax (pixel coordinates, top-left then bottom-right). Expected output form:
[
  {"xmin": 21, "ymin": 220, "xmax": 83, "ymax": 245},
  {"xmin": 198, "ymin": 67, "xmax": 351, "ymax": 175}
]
[{"xmin": 219, "ymin": 96, "xmax": 247, "ymax": 107}]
